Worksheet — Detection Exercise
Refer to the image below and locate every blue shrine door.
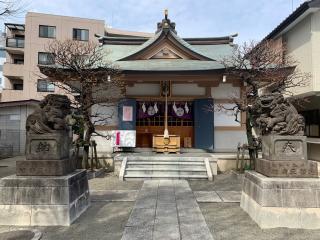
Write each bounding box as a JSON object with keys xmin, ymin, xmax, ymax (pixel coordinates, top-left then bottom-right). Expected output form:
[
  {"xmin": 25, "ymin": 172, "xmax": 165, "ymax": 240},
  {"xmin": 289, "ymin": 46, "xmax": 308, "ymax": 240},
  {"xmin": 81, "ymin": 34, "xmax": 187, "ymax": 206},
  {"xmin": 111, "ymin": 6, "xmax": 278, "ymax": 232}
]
[{"xmin": 193, "ymin": 98, "xmax": 214, "ymax": 151}]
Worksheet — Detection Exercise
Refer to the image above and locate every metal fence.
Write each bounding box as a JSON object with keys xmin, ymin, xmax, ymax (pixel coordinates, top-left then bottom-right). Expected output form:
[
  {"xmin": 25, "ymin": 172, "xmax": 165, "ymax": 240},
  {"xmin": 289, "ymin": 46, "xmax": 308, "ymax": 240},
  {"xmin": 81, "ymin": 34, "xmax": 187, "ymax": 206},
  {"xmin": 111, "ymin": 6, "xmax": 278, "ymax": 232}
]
[{"xmin": 0, "ymin": 129, "xmax": 25, "ymax": 158}]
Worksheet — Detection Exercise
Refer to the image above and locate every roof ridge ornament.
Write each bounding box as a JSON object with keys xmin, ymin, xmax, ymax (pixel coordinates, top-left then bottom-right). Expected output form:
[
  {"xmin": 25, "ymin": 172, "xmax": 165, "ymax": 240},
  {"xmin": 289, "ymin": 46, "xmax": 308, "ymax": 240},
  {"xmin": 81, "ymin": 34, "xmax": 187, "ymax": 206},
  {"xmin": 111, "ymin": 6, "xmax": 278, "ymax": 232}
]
[{"xmin": 156, "ymin": 9, "xmax": 177, "ymax": 34}]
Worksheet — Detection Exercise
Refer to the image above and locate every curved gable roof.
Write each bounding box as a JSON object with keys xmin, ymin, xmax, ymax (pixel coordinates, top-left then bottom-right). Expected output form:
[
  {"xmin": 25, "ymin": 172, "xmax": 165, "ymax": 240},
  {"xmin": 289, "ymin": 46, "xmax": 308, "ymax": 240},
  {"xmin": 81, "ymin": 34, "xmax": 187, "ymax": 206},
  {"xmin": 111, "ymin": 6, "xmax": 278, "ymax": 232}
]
[{"xmin": 118, "ymin": 29, "xmax": 215, "ymax": 61}]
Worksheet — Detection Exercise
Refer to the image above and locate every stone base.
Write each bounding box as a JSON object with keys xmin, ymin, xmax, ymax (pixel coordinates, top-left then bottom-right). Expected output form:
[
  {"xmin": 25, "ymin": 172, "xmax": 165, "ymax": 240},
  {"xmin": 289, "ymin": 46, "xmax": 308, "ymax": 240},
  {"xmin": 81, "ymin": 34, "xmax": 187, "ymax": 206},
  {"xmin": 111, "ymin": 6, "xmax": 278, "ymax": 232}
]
[
  {"xmin": 241, "ymin": 171, "xmax": 320, "ymax": 229},
  {"xmin": 0, "ymin": 170, "xmax": 90, "ymax": 226},
  {"xmin": 256, "ymin": 158, "xmax": 320, "ymax": 178},
  {"xmin": 16, "ymin": 158, "xmax": 76, "ymax": 176}
]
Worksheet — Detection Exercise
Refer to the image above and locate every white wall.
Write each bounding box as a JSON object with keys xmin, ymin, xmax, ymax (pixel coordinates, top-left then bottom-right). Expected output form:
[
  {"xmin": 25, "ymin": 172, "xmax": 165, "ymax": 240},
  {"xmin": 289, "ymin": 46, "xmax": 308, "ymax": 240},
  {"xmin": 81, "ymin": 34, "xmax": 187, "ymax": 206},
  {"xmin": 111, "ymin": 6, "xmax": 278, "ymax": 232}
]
[
  {"xmin": 210, "ymin": 83, "xmax": 246, "ymax": 151},
  {"xmin": 214, "ymin": 130, "xmax": 247, "ymax": 152},
  {"xmin": 91, "ymin": 130, "xmax": 114, "ymax": 154},
  {"xmin": 172, "ymin": 83, "xmax": 205, "ymax": 96},
  {"xmin": 211, "ymin": 83, "xmax": 240, "ymax": 99},
  {"xmin": 126, "ymin": 83, "xmax": 160, "ymax": 96},
  {"xmin": 91, "ymin": 103, "xmax": 118, "ymax": 126},
  {"xmin": 214, "ymin": 104, "xmax": 241, "ymax": 127}
]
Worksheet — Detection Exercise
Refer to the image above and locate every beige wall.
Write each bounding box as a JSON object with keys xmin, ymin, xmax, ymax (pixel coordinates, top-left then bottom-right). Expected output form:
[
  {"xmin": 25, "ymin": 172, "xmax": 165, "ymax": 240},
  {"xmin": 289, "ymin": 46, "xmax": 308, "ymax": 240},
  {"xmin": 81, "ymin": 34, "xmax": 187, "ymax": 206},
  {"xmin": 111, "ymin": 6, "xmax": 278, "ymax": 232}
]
[
  {"xmin": 281, "ymin": 11, "xmax": 320, "ymax": 95},
  {"xmin": 2, "ymin": 12, "xmax": 105, "ymax": 102},
  {"xmin": 284, "ymin": 15, "xmax": 313, "ymax": 95},
  {"xmin": 311, "ymin": 11, "xmax": 320, "ymax": 92}
]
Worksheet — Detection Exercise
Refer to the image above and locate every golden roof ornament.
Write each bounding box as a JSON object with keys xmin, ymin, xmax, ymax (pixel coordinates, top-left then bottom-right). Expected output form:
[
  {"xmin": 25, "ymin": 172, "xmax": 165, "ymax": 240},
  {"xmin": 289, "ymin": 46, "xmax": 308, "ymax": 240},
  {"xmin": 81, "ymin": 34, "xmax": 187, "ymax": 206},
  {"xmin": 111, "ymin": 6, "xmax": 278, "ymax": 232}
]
[{"xmin": 156, "ymin": 9, "xmax": 177, "ymax": 34}]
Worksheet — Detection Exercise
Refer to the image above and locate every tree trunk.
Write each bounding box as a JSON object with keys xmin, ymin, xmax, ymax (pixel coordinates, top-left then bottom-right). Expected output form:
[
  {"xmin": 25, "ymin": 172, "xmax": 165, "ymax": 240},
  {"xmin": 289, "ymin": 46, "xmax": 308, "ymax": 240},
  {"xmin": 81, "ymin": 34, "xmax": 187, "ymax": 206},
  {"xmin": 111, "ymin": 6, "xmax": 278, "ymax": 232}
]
[
  {"xmin": 81, "ymin": 87, "xmax": 95, "ymax": 169},
  {"xmin": 246, "ymin": 110, "xmax": 256, "ymax": 170}
]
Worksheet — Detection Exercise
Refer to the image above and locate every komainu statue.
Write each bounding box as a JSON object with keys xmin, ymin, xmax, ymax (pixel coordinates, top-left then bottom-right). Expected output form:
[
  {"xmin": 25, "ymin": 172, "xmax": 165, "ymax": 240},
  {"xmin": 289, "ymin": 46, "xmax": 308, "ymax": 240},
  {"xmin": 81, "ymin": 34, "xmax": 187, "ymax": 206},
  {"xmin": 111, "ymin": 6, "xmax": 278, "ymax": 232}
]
[
  {"xmin": 253, "ymin": 93, "xmax": 305, "ymax": 136},
  {"xmin": 26, "ymin": 94, "xmax": 71, "ymax": 134}
]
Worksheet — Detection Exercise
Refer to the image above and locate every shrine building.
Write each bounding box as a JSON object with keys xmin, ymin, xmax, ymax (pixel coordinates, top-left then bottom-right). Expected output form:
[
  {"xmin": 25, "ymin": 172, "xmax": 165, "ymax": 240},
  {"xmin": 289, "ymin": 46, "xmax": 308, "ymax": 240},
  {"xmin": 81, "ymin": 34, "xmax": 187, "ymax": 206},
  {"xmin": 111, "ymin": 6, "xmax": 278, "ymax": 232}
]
[{"xmin": 93, "ymin": 12, "xmax": 246, "ymax": 153}]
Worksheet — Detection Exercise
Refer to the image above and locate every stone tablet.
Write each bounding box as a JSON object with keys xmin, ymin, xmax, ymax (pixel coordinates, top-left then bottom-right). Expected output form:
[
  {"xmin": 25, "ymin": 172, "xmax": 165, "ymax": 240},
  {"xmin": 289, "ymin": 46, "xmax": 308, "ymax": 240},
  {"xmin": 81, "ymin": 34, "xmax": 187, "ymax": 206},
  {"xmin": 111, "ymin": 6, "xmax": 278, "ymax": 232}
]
[
  {"xmin": 26, "ymin": 132, "xmax": 70, "ymax": 160},
  {"xmin": 262, "ymin": 135, "xmax": 307, "ymax": 161}
]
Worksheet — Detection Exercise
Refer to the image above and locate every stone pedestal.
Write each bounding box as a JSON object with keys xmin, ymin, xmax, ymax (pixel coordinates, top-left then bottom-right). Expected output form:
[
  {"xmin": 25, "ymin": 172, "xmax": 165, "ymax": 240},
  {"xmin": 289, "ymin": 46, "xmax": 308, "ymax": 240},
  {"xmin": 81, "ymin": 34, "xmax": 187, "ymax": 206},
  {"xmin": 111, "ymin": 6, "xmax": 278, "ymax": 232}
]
[
  {"xmin": 0, "ymin": 170, "xmax": 90, "ymax": 226},
  {"xmin": 17, "ymin": 131, "xmax": 75, "ymax": 176},
  {"xmin": 241, "ymin": 171, "xmax": 320, "ymax": 229},
  {"xmin": 256, "ymin": 135, "xmax": 318, "ymax": 177}
]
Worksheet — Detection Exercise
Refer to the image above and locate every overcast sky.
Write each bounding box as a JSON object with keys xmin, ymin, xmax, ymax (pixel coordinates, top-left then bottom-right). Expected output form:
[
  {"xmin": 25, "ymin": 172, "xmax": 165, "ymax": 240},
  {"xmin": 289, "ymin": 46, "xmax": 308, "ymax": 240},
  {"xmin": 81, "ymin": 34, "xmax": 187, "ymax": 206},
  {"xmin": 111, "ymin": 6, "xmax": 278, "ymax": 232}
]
[{"xmin": 3, "ymin": 0, "xmax": 306, "ymax": 43}]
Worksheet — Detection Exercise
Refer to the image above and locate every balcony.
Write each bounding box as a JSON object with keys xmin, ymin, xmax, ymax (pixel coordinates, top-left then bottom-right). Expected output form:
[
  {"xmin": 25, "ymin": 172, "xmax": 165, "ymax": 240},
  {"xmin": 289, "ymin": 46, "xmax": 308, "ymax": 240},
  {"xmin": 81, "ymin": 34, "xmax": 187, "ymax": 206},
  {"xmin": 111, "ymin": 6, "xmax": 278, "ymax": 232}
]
[
  {"xmin": 6, "ymin": 37, "xmax": 24, "ymax": 48},
  {"xmin": 6, "ymin": 37, "xmax": 25, "ymax": 54},
  {"xmin": 3, "ymin": 62, "xmax": 24, "ymax": 78}
]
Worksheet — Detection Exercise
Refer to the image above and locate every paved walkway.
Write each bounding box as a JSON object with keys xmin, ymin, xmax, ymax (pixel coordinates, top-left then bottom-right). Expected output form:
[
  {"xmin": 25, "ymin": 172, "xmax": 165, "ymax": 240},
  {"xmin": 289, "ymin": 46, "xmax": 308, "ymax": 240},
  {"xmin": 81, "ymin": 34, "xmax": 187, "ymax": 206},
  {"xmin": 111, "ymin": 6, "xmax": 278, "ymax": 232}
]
[{"xmin": 121, "ymin": 180, "xmax": 214, "ymax": 240}]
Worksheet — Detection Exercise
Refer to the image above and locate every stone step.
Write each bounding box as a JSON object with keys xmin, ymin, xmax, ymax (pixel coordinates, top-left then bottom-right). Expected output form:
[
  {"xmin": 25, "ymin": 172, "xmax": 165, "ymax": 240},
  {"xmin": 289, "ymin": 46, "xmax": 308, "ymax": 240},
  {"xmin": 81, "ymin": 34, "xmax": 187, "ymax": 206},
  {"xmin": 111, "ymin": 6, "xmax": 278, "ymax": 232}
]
[
  {"xmin": 125, "ymin": 156, "xmax": 207, "ymax": 161},
  {"xmin": 127, "ymin": 161, "xmax": 204, "ymax": 165},
  {"xmin": 125, "ymin": 170, "xmax": 207, "ymax": 176},
  {"xmin": 124, "ymin": 174, "xmax": 208, "ymax": 180},
  {"xmin": 125, "ymin": 166, "xmax": 206, "ymax": 171}
]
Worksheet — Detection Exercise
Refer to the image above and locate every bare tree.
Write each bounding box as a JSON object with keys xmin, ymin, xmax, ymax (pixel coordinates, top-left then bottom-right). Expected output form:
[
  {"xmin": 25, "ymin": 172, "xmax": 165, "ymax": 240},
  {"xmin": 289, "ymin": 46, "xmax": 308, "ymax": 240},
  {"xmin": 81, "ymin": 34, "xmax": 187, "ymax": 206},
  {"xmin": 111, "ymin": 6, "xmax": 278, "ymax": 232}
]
[
  {"xmin": 217, "ymin": 40, "xmax": 310, "ymax": 167},
  {"xmin": 0, "ymin": 0, "xmax": 26, "ymax": 18},
  {"xmin": 39, "ymin": 39, "xmax": 125, "ymax": 168}
]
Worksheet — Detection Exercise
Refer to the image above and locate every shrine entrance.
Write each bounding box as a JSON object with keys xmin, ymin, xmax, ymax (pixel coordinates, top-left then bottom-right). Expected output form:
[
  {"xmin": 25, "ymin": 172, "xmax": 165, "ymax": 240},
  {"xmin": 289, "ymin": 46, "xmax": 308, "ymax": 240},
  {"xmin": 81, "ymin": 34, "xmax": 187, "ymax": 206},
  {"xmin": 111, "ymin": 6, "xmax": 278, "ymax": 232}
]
[{"xmin": 136, "ymin": 101, "xmax": 194, "ymax": 148}]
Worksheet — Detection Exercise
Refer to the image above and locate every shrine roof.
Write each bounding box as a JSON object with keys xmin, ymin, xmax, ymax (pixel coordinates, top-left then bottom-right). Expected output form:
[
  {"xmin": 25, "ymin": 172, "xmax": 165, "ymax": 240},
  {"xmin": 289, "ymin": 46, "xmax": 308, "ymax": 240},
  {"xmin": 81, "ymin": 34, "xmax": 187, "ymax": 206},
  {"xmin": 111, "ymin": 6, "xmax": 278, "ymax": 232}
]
[
  {"xmin": 99, "ymin": 10, "xmax": 236, "ymax": 72},
  {"xmin": 114, "ymin": 59, "xmax": 224, "ymax": 72},
  {"xmin": 102, "ymin": 42, "xmax": 234, "ymax": 71}
]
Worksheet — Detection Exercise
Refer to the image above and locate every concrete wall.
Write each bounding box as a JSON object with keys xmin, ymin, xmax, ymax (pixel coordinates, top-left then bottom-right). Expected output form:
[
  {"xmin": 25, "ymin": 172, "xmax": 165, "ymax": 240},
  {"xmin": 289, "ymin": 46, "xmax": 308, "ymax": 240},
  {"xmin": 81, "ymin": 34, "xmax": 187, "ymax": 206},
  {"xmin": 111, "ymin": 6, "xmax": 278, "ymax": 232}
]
[{"xmin": 0, "ymin": 104, "xmax": 36, "ymax": 154}]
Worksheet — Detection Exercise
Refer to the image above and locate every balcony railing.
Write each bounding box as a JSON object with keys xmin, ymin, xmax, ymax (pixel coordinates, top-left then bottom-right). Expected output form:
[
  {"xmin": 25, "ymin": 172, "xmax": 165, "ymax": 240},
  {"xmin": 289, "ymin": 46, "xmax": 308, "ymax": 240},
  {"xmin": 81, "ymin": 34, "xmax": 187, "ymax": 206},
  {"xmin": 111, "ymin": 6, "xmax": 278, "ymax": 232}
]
[{"xmin": 6, "ymin": 37, "xmax": 25, "ymax": 48}]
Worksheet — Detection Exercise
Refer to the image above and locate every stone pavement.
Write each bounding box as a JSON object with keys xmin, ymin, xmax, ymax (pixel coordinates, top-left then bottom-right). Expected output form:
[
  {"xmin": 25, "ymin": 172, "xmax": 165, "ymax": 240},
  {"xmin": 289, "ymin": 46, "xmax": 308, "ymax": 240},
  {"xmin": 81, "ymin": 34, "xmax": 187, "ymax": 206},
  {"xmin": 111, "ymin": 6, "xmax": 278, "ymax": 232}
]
[
  {"xmin": 1, "ymin": 161, "xmax": 320, "ymax": 240},
  {"xmin": 121, "ymin": 180, "xmax": 214, "ymax": 240}
]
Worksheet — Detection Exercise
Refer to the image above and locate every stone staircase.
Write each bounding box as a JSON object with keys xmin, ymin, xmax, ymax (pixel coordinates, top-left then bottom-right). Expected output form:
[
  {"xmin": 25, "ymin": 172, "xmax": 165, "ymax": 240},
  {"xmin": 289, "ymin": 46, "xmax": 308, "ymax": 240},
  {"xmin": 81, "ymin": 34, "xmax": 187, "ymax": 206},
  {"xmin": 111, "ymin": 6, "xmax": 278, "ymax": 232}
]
[{"xmin": 119, "ymin": 155, "xmax": 216, "ymax": 181}]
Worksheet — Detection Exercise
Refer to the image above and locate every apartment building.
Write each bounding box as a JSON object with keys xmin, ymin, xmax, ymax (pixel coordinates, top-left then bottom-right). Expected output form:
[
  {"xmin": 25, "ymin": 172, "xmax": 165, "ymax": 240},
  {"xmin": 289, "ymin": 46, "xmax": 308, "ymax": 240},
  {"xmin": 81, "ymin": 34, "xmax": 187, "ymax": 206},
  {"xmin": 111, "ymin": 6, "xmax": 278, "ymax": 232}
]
[
  {"xmin": 0, "ymin": 12, "xmax": 106, "ymax": 155},
  {"xmin": 0, "ymin": 31, "xmax": 6, "ymax": 92},
  {"xmin": 0, "ymin": 12, "xmax": 155, "ymax": 155},
  {"xmin": 264, "ymin": 0, "xmax": 320, "ymax": 160},
  {"xmin": 2, "ymin": 12, "xmax": 105, "ymax": 102}
]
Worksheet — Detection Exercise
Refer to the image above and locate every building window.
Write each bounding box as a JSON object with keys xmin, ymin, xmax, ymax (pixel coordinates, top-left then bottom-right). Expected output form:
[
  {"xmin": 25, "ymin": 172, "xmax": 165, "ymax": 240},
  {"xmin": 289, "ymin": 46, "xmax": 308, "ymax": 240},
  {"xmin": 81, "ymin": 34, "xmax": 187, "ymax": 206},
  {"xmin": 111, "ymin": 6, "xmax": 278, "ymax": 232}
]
[
  {"xmin": 73, "ymin": 28, "xmax": 89, "ymax": 41},
  {"xmin": 301, "ymin": 110, "xmax": 320, "ymax": 138},
  {"xmin": 13, "ymin": 59, "xmax": 24, "ymax": 64},
  {"xmin": 13, "ymin": 83, "xmax": 23, "ymax": 90},
  {"xmin": 38, "ymin": 52, "xmax": 54, "ymax": 65},
  {"xmin": 37, "ymin": 79, "xmax": 55, "ymax": 92},
  {"xmin": 39, "ymin": 25, "xmax": 56, "ymax": 38}
]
